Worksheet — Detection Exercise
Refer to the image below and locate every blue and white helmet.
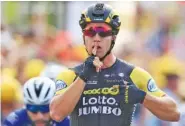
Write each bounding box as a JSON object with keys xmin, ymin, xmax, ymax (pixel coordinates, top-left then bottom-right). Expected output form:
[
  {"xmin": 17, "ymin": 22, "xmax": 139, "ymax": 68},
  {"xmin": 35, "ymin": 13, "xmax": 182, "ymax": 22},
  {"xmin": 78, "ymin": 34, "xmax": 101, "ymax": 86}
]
[{"xmin": 23, "ymin": 77, "xmax": 56, "ymax": 105}]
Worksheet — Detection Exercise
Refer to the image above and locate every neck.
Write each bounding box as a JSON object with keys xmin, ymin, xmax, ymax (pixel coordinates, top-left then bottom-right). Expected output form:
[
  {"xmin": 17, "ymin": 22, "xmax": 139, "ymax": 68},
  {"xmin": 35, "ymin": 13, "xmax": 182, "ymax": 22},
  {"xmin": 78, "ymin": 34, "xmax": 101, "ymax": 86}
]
[{"xmin": 101, "ymin": 53, "xmax": 116, "ymax": 68}]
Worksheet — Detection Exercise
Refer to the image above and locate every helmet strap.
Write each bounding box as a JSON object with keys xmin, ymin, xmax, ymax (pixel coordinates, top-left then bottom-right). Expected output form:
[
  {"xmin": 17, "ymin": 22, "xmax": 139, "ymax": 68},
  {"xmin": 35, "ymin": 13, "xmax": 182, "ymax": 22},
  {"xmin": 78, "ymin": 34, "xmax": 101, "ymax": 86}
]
[
  {"xmin": 83, "ymin": 35, "xmax": 91, "ymax": 56},
  {"xmin": 99, "ymin": 37, "xmax": 115, "ymax": 61}
]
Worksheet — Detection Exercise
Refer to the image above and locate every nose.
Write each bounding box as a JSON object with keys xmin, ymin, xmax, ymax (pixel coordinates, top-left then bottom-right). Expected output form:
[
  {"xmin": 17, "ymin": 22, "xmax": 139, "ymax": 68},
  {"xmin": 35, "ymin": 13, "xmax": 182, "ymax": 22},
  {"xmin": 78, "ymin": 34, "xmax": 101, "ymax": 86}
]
[
  {"xmin": 93, "ymin": 33, "xmax": 101, "ymax": 42},
  {"xmin": 36, "ymin": 112, "xmax": 44, "ymax": 119}
]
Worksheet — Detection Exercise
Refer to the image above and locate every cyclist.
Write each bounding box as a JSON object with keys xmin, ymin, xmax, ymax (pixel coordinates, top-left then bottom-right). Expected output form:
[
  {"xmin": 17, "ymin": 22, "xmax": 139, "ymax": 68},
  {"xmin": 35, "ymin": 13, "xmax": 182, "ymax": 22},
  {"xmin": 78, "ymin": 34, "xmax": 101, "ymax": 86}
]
[
  {"xmin": 50, "ymin": 3, "xmax": 180, "ymax": 126},
  {"xmin": 3, "ymin": 77, "xmax": 70, "ymax": 126}
]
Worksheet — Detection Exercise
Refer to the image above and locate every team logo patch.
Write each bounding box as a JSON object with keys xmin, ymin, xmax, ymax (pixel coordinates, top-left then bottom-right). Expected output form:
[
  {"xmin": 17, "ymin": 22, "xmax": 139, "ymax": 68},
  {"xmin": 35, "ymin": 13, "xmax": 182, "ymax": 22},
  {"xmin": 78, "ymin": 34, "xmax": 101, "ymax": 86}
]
[
  {"xmin": 55, "ymin": 80, "xmax": 67, "ymax": 91},
  {"xmin": 147, "ymin": 79, "xmax": 158, "ymax": 92}
]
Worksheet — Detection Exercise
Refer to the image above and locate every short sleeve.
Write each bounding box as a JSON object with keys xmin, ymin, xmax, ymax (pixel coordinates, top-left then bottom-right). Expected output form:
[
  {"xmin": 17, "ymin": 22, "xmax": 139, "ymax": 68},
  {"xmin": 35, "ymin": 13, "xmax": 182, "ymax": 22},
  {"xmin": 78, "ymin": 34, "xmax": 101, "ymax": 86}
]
[
  {"xmin": 130, "ymin": 67, "xmax": 165, "ymax": 97},
  {"xmin": 55, "ymin": 69, "xmax": 77, "ymax": 95}
]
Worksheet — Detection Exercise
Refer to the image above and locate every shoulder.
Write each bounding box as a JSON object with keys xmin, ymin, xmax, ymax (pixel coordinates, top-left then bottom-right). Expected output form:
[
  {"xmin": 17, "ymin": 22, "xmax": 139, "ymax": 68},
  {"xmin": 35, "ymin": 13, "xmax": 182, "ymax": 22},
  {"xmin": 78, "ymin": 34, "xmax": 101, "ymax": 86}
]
[
  {"xmin": 130, "ymin": 66, "xmax": 165, "ymax": 97},
  {"xmin": 117, "ymin": 59, "xmax": 151, "ymax": 86},
  {"xmin": 129, "ymin": 66, "xmax": 152, "ymax": 88},
  {"xmin": 56, "ymin": 66, "xmax": 80, "ymax": 86},
  {"xmin": 57, "ymin": 68, "xmax": 77, "ymax": 80},
  {"xmin": 55, "ymin": 64, "xmax": 83, "ymax": 95},
  {"xmin": 117, "ymin": 59, "xmax": 135, "ymax": 74},
  {"xmin": 116, "ymin": 59, "xmax": 149, "ymax": 82},
  {"xmin": 130, "ymin": 67, "xmax": 152, "ymax": 80},
  {"xmin": 56, "ymin": 64, "xmax": 84, "ymax": 84},
  {"xmin": 3, "ymin": 108, "xmax": 28, "ymax": 126}
]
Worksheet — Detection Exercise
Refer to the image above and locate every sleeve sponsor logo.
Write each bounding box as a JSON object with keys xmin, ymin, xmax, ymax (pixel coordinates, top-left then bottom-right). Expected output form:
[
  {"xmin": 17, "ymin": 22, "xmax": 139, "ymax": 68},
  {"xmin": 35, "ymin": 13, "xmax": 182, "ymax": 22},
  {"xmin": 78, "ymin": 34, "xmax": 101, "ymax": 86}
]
[
  {"xmin": 55, "ymin": 80, "xmax": 67, "ymax": 91},
  {"xmin": 147, "ymin": 79, "xmax": 158, "ymax": 92}
]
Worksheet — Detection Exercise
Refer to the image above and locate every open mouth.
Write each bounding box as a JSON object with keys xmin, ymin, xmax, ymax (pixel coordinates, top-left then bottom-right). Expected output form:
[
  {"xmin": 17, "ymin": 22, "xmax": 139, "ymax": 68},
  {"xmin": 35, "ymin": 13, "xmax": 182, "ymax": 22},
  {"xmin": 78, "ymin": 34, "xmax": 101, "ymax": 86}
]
[
  {"xmin": 97, "ymin": 46, "xmax": 101, "ymax": 49},
  {"xmin": 92, "ymin": 46, "xmax": 101, "ymax": 50}
]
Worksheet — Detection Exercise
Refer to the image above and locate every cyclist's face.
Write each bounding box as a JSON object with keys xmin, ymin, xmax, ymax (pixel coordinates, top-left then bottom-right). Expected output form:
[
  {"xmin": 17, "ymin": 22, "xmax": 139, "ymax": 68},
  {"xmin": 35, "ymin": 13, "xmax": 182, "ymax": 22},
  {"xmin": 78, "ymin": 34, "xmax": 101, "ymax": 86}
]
[
  {"xmin": 27, "ymin": 111, "xmax": 50, "ymax": 126},
  {"xmin": 84, "ymin": 23, "xmax": 113, "ymax": 58}
]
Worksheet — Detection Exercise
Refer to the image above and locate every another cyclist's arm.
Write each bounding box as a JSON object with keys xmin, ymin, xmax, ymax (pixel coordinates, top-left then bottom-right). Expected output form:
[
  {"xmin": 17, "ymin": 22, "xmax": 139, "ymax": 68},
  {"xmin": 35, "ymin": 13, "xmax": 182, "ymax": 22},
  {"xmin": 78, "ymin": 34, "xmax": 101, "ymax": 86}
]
[
  {"xmin": 130, "ymin": 67, "xmax": 180, "ymax": 121},
  {"xmin": 50, "ymin": 70, "xmax": 85, "ymax": 122}
]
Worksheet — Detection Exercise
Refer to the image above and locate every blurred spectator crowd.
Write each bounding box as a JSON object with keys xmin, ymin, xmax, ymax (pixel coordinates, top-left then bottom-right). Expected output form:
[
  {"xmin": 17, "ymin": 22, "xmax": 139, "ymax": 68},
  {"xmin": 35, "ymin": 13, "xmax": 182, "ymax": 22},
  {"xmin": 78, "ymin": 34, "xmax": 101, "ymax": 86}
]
[{"xmin": 1, "ymin": 1, "xmax": 185, "ymax": 126}]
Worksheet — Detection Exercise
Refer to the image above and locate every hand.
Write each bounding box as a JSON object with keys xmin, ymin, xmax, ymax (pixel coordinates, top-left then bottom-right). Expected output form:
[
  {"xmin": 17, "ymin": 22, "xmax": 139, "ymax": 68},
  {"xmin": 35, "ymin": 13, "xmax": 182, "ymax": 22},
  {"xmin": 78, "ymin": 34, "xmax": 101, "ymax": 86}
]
[
  {"xmin": 117, "ymin": 84, "xmax": 146, "ymax": 104},
  {"xmin": 93, "ymin": 57, "xmax": 103, "ymax": 72},
  {"xmin": 73, "ymin": 44, "xmax": 103, "ymax": 82},
  {"xmin": 73, "ymin": 56, "xmax": 96, "ymax": 82}
]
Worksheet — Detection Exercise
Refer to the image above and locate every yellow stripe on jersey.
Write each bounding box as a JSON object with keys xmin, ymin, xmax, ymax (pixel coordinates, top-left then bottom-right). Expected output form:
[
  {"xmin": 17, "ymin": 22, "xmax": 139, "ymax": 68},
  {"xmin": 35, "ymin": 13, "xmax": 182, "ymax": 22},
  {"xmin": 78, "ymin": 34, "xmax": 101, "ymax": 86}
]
[
  {"xmin": 55, "ymin": 88, "xmax": 68, "ymax": 95},
  {"xmin": 55, "ymin": 69, "xmax": 76, "ymax": 95},
  {"xmin": 130, "ymin": 67, "xmax": 165, "ymax": 97}
]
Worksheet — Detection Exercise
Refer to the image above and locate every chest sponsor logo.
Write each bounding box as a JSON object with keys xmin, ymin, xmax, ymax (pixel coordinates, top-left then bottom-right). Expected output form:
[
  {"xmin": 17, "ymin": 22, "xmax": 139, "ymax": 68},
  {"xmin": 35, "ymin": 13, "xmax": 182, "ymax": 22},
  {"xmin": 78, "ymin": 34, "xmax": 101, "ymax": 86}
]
[
  {"xmin": 104, "ymin": 74, "xmax": 116, "ymax": 78},
  {"xmin": 79, "ymin": 96, "xmax": 122, "ymax": 116},
  {"xmin": 106, "ymin": 79, "xmax": 124, "ymax": 83},
  {"xmin": 78, "ymin": 86, "xmax": 122, "ymax": 116},
  {"xmin": 118, "ymin": 73, "xmax": 124, "ymax": 77},
  {"xmin": 86, "ymin": 80, "xmax": 97, "ymax": 85},
  {"xmin": 83, "ymin": 86, "xmax": 119, "ymax": 95},
  {"xmin": 104, "ymin": 74, "xmax": 110, "ymax": 78}
]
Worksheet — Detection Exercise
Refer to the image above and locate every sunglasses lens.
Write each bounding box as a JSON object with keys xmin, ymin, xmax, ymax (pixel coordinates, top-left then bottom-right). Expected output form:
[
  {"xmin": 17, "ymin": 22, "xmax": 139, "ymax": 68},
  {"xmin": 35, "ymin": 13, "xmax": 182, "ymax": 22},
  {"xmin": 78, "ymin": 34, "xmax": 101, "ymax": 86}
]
[
  {"xmin": 40, "ymin": 105, "xmax": 50, "ymax": 113},
  {"xmin": 83, "ymin": 30, "xmax": 96, "ymax": 37},
  {"xmin": 83, "ymin": 27, "xmax": 112, "ymax": 37},
  {"xmin": 98, "ymin": 31, "xmax": 112, "ymax": 37},
  {"xmin": 26, "ymin": 104, "xmax": 49, "ymax": 113}
]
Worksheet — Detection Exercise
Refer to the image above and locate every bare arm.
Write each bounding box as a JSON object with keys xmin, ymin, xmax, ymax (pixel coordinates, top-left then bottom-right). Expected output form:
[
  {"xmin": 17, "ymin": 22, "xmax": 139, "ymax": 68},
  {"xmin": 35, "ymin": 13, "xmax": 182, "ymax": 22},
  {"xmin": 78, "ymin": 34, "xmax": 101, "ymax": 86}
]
[
  {"xmin": 143, "ymin": 94, "xmax": 180, "ymax": 121},
  {"xmin": 50, "ymin": 77, "xmax": 85, "ymax": 121}
]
